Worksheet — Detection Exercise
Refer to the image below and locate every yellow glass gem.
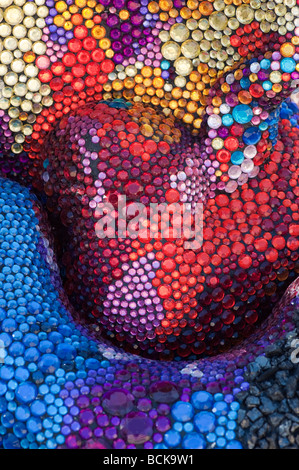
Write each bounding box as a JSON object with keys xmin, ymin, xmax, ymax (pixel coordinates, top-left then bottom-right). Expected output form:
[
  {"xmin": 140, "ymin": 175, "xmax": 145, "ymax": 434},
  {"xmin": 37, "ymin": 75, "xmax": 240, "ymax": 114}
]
[
  {"xmin": 193, "ymin": 118, "xmax": 202, "ymax": 128},
  {"xmin": 119, "ymin": 10, "xmax": 129, "ymax": 20},
  {"xmin": 153, "ymin": 77, "xmax": 164, "ymax": 89},
  {"xmin": 212, "ymin": 137, "xmax": 224, "ymax": 150},
  {"xmin": 4, "ymin": 6, "xmax": 24, "ymax": 25},
  {"xmin": 143, "ymin": 78, "xmax": 152, "ymax": 88},
  {"xmin": 99, "ymin": 38, "xmax": 111, "ymax": 50},
  {"xmin": 199, "ymin": 1, "xmax": 214, "ymax": 15},
  {"xmin": 280, "ymin": 42, "xmax": 295, "ymax": 57},
  {"xmin": 161, "ymin": 41, "xmax": 181, "ymax": 60},
  {"xmin": 181, "ymin": 39, "xmax": 200, "ymax": 59},
  {"xmin": 64, "ymin": 21, "xmax": 73, "ymax": 30},
  {"xmin": 69, "ymin": 5, "xmax": 78, "ymax": 13},
  {"xmin": 269, "ymin": 71, "xmax": 282, "ymax": 84},
  {"xmin": 141, "ymin": 66, "xmax": 153, "ymax": 78},
  {"xmin": 160, "ymin": 12, "xmax": 169, "ymax": 21},
  {"xmin": 95, "ymin": 4, "xmax": 104, "ymax": 13},
  {"xmin": 54, "ymin": 15, "xmax": 65, "ymax": 27},
  {"xmin": 11, "ymin": 143, "xmax": 23, "ymax": 154},
  {"xmin": 183, "ymin": 113, "xmax": 194, "ymax": 123},
  {"xmin": 75, "ymin": 0, "xmax": 86, "ymax": 7},
  {"xmin": 189, "ymin": 71, "xmax": 201, "ymax": 82},
  {"xmin": 209, "ymin": 11, "xmax": 228, "ymax": 31},
  {"xmin": 23, "ymin": 51, "xmax": 35, "ymax": 63},
  {"xmin": 236, "ymin": 4, "xmax": 254, "ymax": 24},
  {"xmin": 112, "ymin": 79, "xmax": 124, "ymax": 91},
  {"xmin": 192, "ymin": 10, "xmax": 201, "ymax": 19},
  {"xmin": 190, "ymin": 89, "xmax": 201, "ymax": 101},
  {"xmin": 85, "ymin": 20, "xmax": 94, "ymax": 28},
  {"xmin": 169, "ymin": 8, "xmax": 179, "ymax": 18},
  {"xmin": 187, "ymin": 0, "xmax": 199, "ymax": 10},
  {"xmin": 56, "ymin": 1, "xmax": 67, "ymax": 13},
  {"xmin": 170, "ymin": 23, "xmax": 190, "ymax": 42},
  {"xmin": 159, "ymin": 0, "xmax": 173, "ymax": 11},
  {"xmin": 91, "ymin": 25, "xmax": 106, "ymax": 39},
  {"xmin": 9, "ymin": 118, "xmax": 22, "ymax": 133},
  {"xmin": 148, "ymin": 1, "xmax": 159, "ymax": 14},
  {"xmin": 174, "ymin": 57, "xmax": 193, "ymax": 76},
  {"xmin": 105, "ymin": 49, "xmax": 114, "ymax": 59},
  {"xmin": 180, "ymin": 7, "xmax": 192, "ymax": 19},
  {"xmin": 82, "ymin": 7, "xmax": 93, "ymax": 19},
  {"xmin": 134, "ymin": 83, "xmax": 146, "ymax": 96},
  {"xmin": 186, "ymin": 101, "xmax": 198, "ymax": 113},
  {"xmin": 62, "ymin": 9, "xmax": 71, "ymax": 19},
  {"xmin": 272, "ymin": 83, "xmax": 282, "ymax": 93}
]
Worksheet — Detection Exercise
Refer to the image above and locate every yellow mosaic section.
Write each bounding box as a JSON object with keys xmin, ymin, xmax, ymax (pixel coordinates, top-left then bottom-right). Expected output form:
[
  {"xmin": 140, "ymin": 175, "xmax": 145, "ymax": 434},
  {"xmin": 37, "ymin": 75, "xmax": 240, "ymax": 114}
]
[{"xmin": 103, "ymin": 0, "xmax": 298, "ymax": 129}]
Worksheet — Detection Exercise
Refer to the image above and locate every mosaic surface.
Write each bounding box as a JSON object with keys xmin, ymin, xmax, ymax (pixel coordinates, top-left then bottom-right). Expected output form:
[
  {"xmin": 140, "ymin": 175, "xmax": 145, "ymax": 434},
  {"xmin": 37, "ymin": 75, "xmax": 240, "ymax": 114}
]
[{"xmin": 0, "ymin": 0, "xmax": 298, "ymax": 449}]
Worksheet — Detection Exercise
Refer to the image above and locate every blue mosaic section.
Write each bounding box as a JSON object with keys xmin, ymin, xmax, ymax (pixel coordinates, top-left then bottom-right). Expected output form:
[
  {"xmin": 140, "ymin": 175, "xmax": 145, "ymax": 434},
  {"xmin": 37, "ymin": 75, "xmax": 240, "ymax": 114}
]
[
  {"xmin": 160, "ymin": 392, "xmax": 242, "ymax": 449},
  {"xmin": 0, "ymin": 177, "xmax": 244, "ymax": 449}
]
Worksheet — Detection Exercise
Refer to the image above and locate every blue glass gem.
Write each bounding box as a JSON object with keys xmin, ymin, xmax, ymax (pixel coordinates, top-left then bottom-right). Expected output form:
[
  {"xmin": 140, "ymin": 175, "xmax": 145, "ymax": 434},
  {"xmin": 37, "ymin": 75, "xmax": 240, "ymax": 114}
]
[
  {"xmin": 191, "ymin": 391, "xmax": 213, "ymax": 410},
  {"xmin": 194, "ymin": 411, "xmax": 216, "ymax": 433},
  {"xmin": 226, "ymin": 440, "xmax": 243, "ymax": 449},
  {"xmin": 212, "ymin": 401, "xmax": 229, "ymax": 416},
  {"xmin": 3, "ymin": 433, "xmax": 21, "ymax": 449},
  {"xmin": 28, "ymin": 301, "xmax": 42, "ymax": 315},
  {"xmin": 182, "ymin": 432, "xmax": 206, "ymax": 449},
  {"xmin": 240, "ymin": 77, "xmax": 250, "ymax": 89},
  {"xmin": 15, "ymin": 382, "xmax": 37, "ymax": 404},
  {"xmin": 56, "ymin": 343, "xmax": 77, "ymax": 361},
  {"xmin": 164, "ymin": 429, "xmax": 181, "ymax": 447},
  {"xmin": 171, "ymin": 401, "xmax": 194, "ymax": 422},
  {"xmin": 243, "ymin": 126, "xmax": 261, "ymax": 145},
  {"xmin": 37, "ymin": 354, "xmax": 60, "ymax": 374}
]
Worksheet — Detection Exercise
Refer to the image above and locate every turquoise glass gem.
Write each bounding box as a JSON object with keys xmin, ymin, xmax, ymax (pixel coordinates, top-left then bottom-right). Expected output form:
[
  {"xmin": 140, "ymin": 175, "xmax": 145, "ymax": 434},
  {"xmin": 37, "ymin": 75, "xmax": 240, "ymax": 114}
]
[
  {"xmin": 262, "ymin": 81, "xmax": 273, "ymax": 91},
  {"xmin": 161, "ymin": 60, "xmax": 170, "ymax": 70},
  {"xmin": 222, "ymin": 114, "xmax": 234, "ymax": 126},
  {"xmin": 232, "ymin": 104, "xmax": 253, "ymax": 124},
  {"xmin": 281, "ymin": 58, "xmax": 296, "ymax": 73},
  {"xmin": 231, "ymin": 151, "xmax": 244, "ymax": 165},
  {"xmin": 260, "ymin": 59, "xmax": 271, "ymax": 69}
]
